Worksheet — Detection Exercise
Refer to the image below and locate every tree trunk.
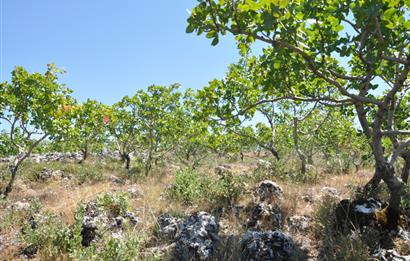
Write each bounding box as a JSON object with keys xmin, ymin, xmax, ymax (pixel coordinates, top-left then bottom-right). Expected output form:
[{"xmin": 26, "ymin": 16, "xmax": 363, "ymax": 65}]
[
  {"xmin": 401, "ymin": 152, "xmax": 410, "ymax": 185},
  {"xmin": 382, "ymin": 164, "xmax": 403, "ymax": 230},
  {"xmin": 2, "ymin": 166, "xmax": 18, "ymax": 197},
  {"xmin": 300, "ymin": 154, "xmax": 307, "ymax": 175},
  {"xmin": 293, "ymin": 116, "xmax": 306, "ymax": 175},
  {"xmin": 363, "ymin": 170, "xmax": 382, "ymax": 196},
  {"xmin": 145, "ymin": 151, "xmax": 152, "ymax": 176},
  {"xmin": 269, "ymin": 148, "xmax": 280, "ymax": 160},
  {"xmin": 124, "ymin": 154, "xmax": 131, "ymax": 170},
  {"xmin": 79, "ymin": 148, "xmax": 88, "ymax": 164},
  {"xmin": 371, "ymin": 130, "xmax": 404, "ymax": 230},
  {"xmin": 307, "ymin": 154, "xmax": 314, "ymax": 165}
]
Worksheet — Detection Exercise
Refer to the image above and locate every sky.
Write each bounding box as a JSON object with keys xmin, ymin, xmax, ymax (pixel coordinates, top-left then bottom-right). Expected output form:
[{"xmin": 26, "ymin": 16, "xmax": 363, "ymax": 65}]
[{"xmin": 0, "ymin": 0, "xmax": 243, "ymax": 104}]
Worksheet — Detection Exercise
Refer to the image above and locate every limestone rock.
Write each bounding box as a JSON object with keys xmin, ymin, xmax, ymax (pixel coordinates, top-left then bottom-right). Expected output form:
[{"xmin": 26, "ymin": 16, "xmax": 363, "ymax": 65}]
[
  {"xmin": 246, "ymin": 203, "xmax": 283, "ymax": 231},
  {"xmin": 373, "ymin": 249, "xmax": 410, "ymax": 261},
  {"xmin": 157, "ymin": 213, "xmax": 184, "ymax": 240},
  {"xmin": 320, "ymin": 186, "xmax": 338, "ymax": 197},
  {"xmin": 255, "ymin": 180, "xmax": 283, "ymax": 202},
  {"xmin": 80, "ymin": 199, "xmax": 138, "ymax": 247},
  {"xmin": 335, "ymin": 198, "xmax": 384, "ymax": 231},
  {"xmin": 38, "ymin": 167, "xmax": 69, "ymax": 181},
  {"xmin": 287, "ymin": 215, "xmax": 311, "ymax": 233},
  {"xmin": 127, "ymin": 186, "xmax": 143, "ymax": 198},
  {"xmin": 174, "ymin": 212, "xmax": 219, "ymax": 260},
  {"xmin": 256, "ymin": 159, "xmax": 272, "ymax": 169},
  {"xmin": 7, "ymin": 201, "xmax": 30, "ymax": 212},
  {"xmin": 241, "ymin": 231, "xmax": 295, "ymax": 261}
]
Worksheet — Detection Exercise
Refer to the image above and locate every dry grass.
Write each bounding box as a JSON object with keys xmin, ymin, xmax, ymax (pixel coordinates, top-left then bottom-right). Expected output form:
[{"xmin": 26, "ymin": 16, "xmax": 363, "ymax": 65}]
[{"xmin": 0, "ymin": 157, "xmax": 385, "ymax": 260}]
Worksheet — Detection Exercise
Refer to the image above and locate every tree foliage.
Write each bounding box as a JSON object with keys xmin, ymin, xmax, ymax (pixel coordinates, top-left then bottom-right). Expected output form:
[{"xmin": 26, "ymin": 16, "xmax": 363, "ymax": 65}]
[
  {"xmin": 0, "ymin": 65, "xmax": 75, "ymax": 196},
  {"xmin": 187, "ymin": 0, "xmax": 410, "ymax": 229}
]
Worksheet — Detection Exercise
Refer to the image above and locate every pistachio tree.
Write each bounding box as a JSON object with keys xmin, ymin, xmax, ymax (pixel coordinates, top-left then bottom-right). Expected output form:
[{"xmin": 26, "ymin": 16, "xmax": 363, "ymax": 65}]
[
  {"xmin": 0, "ymin": 65, "xmax": 75, "ymax": 196},
  {"xmin": 122, "ymin": 84, "xmax": 184, "ymax": 175},
  {"xmin": 108, "ymin": 97, "xmax": 141, "ymax": 170},
  {"xmin": 174, "ymin": 89, "xmax": 211, "ymax": 168},
  {"xmin": 187, "ymin": 0, "xmax": 410, "ymax": 229},
  {"xmin": 63, "ymin": 99, "xmax": 109, "ymax": 163},
  {"xmin": 197, "ymin": 61, "xmax": 280, "ymax": 159},
  {"xmin": 274, "ymin": 101, "xmax": 369, "ymax": 174}
]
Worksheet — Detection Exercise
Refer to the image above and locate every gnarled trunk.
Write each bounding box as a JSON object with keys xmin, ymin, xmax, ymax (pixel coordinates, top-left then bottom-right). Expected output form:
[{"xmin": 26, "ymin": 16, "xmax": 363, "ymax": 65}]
[
  {"xmin": 144, "ymin": 151, "xmax": 152, "ymax": 176},
  {"xmin": 2, "ymin": 166, "xmax": 18, "ymax": 197},
  {"xmin": 401, "ymin": 151, "xmax": 410, "ymax": 185},
  {"xmin": 79, "ymin": 147, "xmax": 88, "ymax": 164},
  {"xmin": 121, "ymin": 153, "xmax": 131, "ymax": 170},
  {"xmin": 372, "ymin": 129, "xmax": 404, "ymax": 230},
  {"xmin": 293, "ymin": 116, "xmax": 306, "ymax": 175},
  {"xmin": 381, "ymin": 164, "xmax": 404, "ymax": 230},
  {"xmin": 363, "ymin": 169, "xmax": 382, "ymax": 196}
]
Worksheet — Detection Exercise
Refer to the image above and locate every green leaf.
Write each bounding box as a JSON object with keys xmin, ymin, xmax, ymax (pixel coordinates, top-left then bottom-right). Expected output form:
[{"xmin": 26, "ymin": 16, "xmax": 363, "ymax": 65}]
[
  {"xmin": 211, "ymin": 37, "xmax": 219, "ymax": 46},
  {"xmin": 186, "ymin": 25, "xmax": 195, "ymax": 33}
]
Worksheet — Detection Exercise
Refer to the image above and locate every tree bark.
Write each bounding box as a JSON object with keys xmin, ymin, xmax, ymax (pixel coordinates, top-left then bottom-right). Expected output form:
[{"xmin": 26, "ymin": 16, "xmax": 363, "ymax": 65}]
[
  {"xmin": 2, "ymin": 166, "xmax": 18, "ymax": 197},
  {"xmin": 363, "ymin": 170, "xmax": 382, "ymax": 196},
  {"xmin": 293, "ymin": 116, "xmax": 306, "ymax": 175},
  {"xmin": 120, "ymin": 153, "xmax": 131, "ymax": 170},
  {"xmin": 372, "ymin": 129, "xmax": 404, "ymax": 230},
  {"xmin": 307, "ymin": 154, "xmax": 314, "ymax": 165},
  {"xmin": 383, "ymin": 164, "xmax": 403, "ymax": 230},
  {"xmin": 79, "ymin": 147, "xmax": 88, "ymax": 164},
  {"xmin": 269, "ymin": 147, "xmax": 280, "ymax": 160},
  {"xmin": 401, "ymin": 151, "xmax": 410, "ymax": 185},
  {"xmin": 144, "ymin": 151, "xmax": 152, "ymax": 176}
]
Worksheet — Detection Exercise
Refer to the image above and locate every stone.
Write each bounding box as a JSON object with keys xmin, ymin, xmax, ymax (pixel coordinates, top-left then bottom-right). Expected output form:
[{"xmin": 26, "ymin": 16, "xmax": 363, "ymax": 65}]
[
  {"xmin": 80, "ymin": 198, "xmax": 138, "ymax": 247},
  {"xmin": 174, "ymin": 212, "xmax": 219, "ymax": 260},
  {"xmin": 287, "ymin": 215, "xmax": 311, "ymax": 233},
  {"xmin": 38, "ymin": 167, "xmax": 68, "ymax": 181},
  {"xmin": 320, "ymin": 186, "xmax": 338, "ymax": 196},
  {"xmin": 246, "ymin": 203, "xmax": 283, "ymax": 231},
  {"xmin": 81, "ymin": 216, "xmax": 98, "ymax": 247},
  {"xmin": 7, "ymin": 201, "xmax": 30, "ymax": 211},
  {"xmin": 127, "ymin": 186, "xmax": 142, "ymax": 198},
  {"xmin": 241, "ymin": 231, "xmax": 295, "ymax": 261},
  {"xmin": 335, "ymin": 198, "xmax": 385, "ymax": 231},
  {"xmin": 157, "ymin": 213, "xmax": 184, "ymax": 240},
  {"xmin": 373, "ymin": 249, "xmax": 410, "ymax": 261},
  {"xmin": 301, "ymin": 194, "xmax": 314, "ymax": 203},
  {"xmin": 215, "ymin": 165, "xmax": 232, "ymax": 175},
  {"xmin": 255, "ymin": 180, "xmax": 283, "ymax": 202},
  {"xmin": 109, "ymin": 175, "xmax": 125, "ymax": 185},
  {"xmin": 256, "ymin": 159, "xmax": 272, "ymax": 169}
]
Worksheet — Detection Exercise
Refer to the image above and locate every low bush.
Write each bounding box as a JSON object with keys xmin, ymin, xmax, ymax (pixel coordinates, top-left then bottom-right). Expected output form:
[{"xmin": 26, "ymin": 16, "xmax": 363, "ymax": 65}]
[
  {"xmin": 95, "ymin": 192, "xmax": 130, "ymax": 216},
  {"xmin": 166, "ymin": 169, "xmax": 244, "ymax": 206},
  {"xmin": 19, "ymin": 194, "xmax": 150, "ymax": 261},
  {"xmin": 0, "ymin": 199, "xmax": 41, "ymax": 233}
]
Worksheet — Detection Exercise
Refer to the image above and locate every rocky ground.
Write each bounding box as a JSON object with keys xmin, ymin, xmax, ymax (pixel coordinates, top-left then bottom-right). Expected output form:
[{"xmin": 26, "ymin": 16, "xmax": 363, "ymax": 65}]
[{"xmin": 0, "ymin": 153, "xmax": 409, "ymax": 260}]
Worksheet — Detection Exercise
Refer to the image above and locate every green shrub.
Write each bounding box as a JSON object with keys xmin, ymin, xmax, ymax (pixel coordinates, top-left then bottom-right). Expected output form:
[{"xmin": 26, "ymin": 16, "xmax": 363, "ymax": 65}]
[
  {"xmin": 19, "ymin": 198, "xmax": 146, "ymax": 261},
  {"xmin": 212, "ymin": 172, "xmax": 244, "ymax": 206},
  {"xmin": 95, "ymin": 192, "xmax": 130, "ymax": 216},
  {"xmin": 74, "ymin": 164, "xmax": 103, "ymax": 184},
  {"xmin": 167, "ymin": 169, "xmax": 207, "ymax": 204},
  {"xmin": 20, "ymin": 212, "xmax": 82, "ymax": 259},
  {"xmin": 166, "ymin": 169, "xmax": 244, "ymax": 206},
  {"xmin": 0, "ymin": 199, "xmax": 41, "ymax": 233},
  {"xmin": 70, "ymin": 233, "xmax": 144, "ymax": 261}
]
